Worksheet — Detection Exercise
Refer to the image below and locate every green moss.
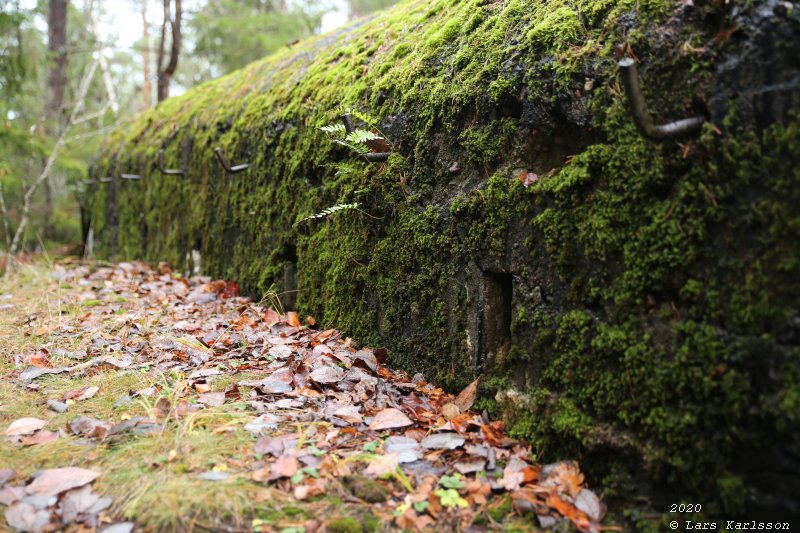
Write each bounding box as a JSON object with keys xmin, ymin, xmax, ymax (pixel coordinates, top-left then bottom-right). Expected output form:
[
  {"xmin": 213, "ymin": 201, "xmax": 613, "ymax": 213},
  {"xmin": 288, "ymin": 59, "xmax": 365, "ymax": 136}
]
[
  {"xmin": 327, "ymin": 517, "xmax": 363, "ymax": 533},
  {"xmin": 527, "ymin": 6, "xmax": 584, "ymax": 49}
]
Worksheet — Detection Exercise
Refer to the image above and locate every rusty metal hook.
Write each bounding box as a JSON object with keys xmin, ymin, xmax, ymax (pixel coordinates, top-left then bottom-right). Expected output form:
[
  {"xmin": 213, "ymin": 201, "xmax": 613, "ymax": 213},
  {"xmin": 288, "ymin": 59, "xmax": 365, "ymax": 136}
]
[
  {"xmin": 120, "ymin": 173, "xmax": 141, "ymax": 180},
  {"xmin": 99, "ymin": 176, "xmax": 114, "ymax": 183},
  {"xmin": 213, "ymin": 147, "xmax": 250, "ymax": 174},
  {"xmin": 157, "ymin": 149, "xmax": 186, "ymax": 176},
  {"xmin": 618, "ymin": 58, "xmax": 705, "ymax": 142},
  {"xmin": 341, "ymin": 113, "xmax": 391, "ymax": 163}
]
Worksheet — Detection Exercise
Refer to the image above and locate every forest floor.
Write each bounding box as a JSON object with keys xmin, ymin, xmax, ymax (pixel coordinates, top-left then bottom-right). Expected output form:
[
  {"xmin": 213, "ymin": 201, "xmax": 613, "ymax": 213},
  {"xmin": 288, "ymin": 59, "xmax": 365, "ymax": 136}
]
[{"xmin": 0, "ymin": 257, "xmax": 607, "ymax": 532}]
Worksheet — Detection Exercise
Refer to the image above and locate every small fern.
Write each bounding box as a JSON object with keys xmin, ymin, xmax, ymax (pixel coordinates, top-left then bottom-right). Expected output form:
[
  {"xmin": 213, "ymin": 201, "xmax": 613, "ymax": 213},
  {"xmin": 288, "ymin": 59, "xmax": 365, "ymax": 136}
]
[
  {"xmin": 320, "ymin": 123, "xmax": 346, "ymax": 136},
  {"xmin": 293, "ymin": 202, "xmax": 360, "ymax": 227},
  {"xmin": 320, "ymin": 107, "xmax": 391, "ymax": 158},
  {"xmin": 334, "ymin": 106, "xmax": 379, "ymax": 127}
]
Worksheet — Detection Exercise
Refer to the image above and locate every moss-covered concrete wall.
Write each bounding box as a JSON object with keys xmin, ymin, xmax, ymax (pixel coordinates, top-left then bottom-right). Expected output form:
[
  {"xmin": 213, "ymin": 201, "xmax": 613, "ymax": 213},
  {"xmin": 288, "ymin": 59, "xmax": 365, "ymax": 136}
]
[{"xmin": 89, "ymin": 0, "xmax": 800, "ymax": 519}]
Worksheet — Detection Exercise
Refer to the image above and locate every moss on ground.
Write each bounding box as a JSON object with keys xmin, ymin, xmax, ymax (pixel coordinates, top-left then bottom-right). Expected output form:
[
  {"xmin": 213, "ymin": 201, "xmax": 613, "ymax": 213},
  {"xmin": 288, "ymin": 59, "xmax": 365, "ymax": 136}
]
[{"xmin": 88, "ymin": 0, "xmax": 800, "ymax": 520}]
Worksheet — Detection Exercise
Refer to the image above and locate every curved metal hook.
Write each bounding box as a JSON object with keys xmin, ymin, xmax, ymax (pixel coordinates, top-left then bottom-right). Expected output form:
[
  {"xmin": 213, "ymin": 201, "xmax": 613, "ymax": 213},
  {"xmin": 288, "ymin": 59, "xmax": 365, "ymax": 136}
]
[
  {"xmin": 341, "ymin": 113, "xmax": 392, "ymax": 163},
  {"xmin": 120, "ymin": 173, "xmax": 142, "ymax": 180},
  {"xmin": 157, "ymin": 149, "xmax": 186, "ymax": 176},
  {"xmin": 213, "ymin": 147, "xmax": 250, "ymax": 174},
  {"xmin": 99, "ymin": 176, "xmax": 114, "ymax": 183},
  {"xmin": 618, "ymin": 58, "xmax": 705, "ymax": 142}
]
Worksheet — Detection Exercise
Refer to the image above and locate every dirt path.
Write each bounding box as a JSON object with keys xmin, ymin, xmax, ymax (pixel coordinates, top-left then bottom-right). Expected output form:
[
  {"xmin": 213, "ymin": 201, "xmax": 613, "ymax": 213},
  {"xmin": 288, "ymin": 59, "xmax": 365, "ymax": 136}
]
[{"xmin": 0, "ymin": 260, "xmax": 606, "ymax": 532}]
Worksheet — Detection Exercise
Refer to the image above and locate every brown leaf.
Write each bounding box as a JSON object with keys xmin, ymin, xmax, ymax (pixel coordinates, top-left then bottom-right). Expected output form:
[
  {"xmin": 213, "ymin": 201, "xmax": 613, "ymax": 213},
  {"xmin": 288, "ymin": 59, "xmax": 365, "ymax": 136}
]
[
  {"xmin": 263, "ymin": 308, "xmax": 281, "ymax": 326},
  {"xmin": 69, "ymin": 416, "xmax": 112, "ymax": 440},
  {"xmin": 5, "ymin": 417, "xmax": 46, "ymax": 437},
  {"xmin": 373, "ymin": 347, "xmax": 389, "ymax": 364},
  {"xmin": 441, "ymin": 403, "xmax": 461, "ymax": 420},
  {"xmin": 25, "ymin": 467, "xmax": 99, "ymax": 497},
  {"xmin": 364, "ymin": 453, "xmax": 399, "ymax": 477},
  {"xmin": 502, "ymin": 456, "xmax": 527, "ymax": 491},
  {"xmin": 368, "ymin": 408, "xmax": 414, "ymax": 430},
  {"xmin": 286, "ymin": 311, "xmax": 302, "ymax": 327},
  {"xmin": 197, "ymin": 392, "xmax": 226, "ymax": 407},
  {"xmin": 454, "ymin": 377, "xmax": 479, "ymax": 412},
  {"xmin": 62, "ymin": 385, "xmax": 99, "ymax": 402},
  {"xmin": 309, "ymin": 365, "xmax": 345, "ymax": 384},
  {"xmin": 332, "ymin": 405, "xmax": 363, "ymax": 424},
  {"xmin": 20, "ymin": 430, "xmax": 59, "ymax": 446},
  {"xmin": 270, "ymin": 454, "xmax": 299, "ymax": 480},
  {"xmin": 519, "ymin": 171, "xmax": 539, "ymax": 187},
  {"xmin": 26, "ymin": 349, "xmax": 51, "ymax": 368}
]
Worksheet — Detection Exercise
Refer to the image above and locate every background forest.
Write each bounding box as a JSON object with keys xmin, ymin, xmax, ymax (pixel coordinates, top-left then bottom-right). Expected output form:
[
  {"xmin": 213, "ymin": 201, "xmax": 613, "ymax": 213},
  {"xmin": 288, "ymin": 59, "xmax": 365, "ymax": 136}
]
[{"xmin": 0, "ymin": 0, "xmax": 396, "ymax": 265}]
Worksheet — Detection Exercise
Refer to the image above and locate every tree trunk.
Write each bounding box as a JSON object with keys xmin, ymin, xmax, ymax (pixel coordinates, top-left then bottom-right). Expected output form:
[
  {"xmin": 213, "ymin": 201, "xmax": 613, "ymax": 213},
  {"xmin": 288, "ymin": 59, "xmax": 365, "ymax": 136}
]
[
  {"xmin": 142, "ymin": 0, "xmax": 151, "ymax": 109},
  {"xmin": 44, "ymin": 0, "xmax": 69, "ymax": 241},
  {"xmin": 156, "ymin": 0, "xmax": 181, "ymax": 103},
  {"xmin": 46, "ymin": 0, "xmax": 68, "ymax": 125}
]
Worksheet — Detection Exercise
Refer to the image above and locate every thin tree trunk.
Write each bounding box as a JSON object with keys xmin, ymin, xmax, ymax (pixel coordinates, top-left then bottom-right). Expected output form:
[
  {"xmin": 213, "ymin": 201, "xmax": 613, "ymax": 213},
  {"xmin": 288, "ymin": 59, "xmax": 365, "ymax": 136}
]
[
  {"xmin": 45, "ymin": 0, "xmax": 69, "ymax": 241},
  {"xmin": 157, "ymin": 0, "xmax": 181, "ymax": 102},
  {"xmin": 142, "ymin": 0, "xmax": 151, "ymax": 109},
  {"xmin": 46, "ymin": 0, "xmax": 69, "ymax": 124},
  {"xmin": 6, "ymin": 60, "xmax": 98, "ymax": 267}
]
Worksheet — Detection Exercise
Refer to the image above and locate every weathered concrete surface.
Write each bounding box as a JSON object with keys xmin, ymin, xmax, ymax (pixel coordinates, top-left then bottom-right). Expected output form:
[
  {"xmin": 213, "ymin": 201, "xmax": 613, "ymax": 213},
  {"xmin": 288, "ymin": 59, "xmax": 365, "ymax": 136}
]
[{"xmin": 89, "ymin": 0, "xmax": 800, "ymax": 520}]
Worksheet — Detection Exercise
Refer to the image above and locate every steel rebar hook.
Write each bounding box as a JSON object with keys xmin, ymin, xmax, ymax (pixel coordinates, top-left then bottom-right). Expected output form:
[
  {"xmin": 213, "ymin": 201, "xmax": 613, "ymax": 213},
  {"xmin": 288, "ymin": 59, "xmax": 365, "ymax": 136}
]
[
  {"xmin": 99, "ymin": 176, "xmax": 114, "ymax": 183},
  {"xmin": 157, "ymin": 149, "xmax": 186, "ymax": 176},
  {"xmin": 618, "ymin": 58, "xmax": 706, "ymax": 142},
  {"xmin": 213, "ymin": 147, "xmax": 250, "ymax": 174},
  {"xmin": 120, "ymin": 173, "xmax": 142, "ymax": 180},
  {"xmin": 341, "ymin": 113, "xmax": 391, "ymax": 163}
]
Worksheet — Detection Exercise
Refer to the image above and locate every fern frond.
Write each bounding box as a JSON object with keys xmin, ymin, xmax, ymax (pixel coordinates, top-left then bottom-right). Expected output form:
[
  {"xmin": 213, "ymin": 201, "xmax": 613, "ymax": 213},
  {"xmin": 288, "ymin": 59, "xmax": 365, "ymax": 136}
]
[
  {"xmin": 334, "ymin": 139, "xmax": 371, "ymax": 155},
  {"xmin": 345, "ymin": 129, "xmax": 383, "ymax": 145},
  {"xmin": 334, "ymin": 106, "xmax": 379, "ymax": 127},
  {"xmin": 293, "ymin": 202, "xmax": 360, "ymax": 227},
  {"xmin": 320, "ymin": 123, "xmax": 346, "ymax": 138}
]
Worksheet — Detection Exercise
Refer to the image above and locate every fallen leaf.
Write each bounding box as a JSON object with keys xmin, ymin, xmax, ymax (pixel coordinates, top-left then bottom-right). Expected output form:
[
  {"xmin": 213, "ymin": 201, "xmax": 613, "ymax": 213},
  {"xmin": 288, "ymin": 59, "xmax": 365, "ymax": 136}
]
[
  {"xmin": 26, "ymin": 349, "xmax": 51, "ymax": 368},
  {"xmin": 332, "ymin": 405, "xmax": 363, "ymax": 424},
  {"xmin": 270, "ymin": 454, "xmax": 299, "ymax": 480},
  {"xmin": 574, "ymin": 488, "xmax": 605, "ymax": 521},
  {"xmin": 5, "ymin": 417, "xmax": 46, "ymax": 437},
  {"xmin": 421, "ymin": 432, "xmax": 465, "ymax": 450},
  {"xmin": 519, "ymin": 171, "xmax": 539, "ymax": 187},
  {"xmin": 286, "ymin": 311, "xmax": 302, "ymax": 327},
  {"xmin": 197, "ymin": 391, "xmax": 226, "ymax": 407},
  {"xmin": 441, "ymin": 403, "xmax": 460, "ymax": 420},
  {"xmin": 69, "ymin": 416, "xmax": 112, "ymax": 440},
  {"xmin": 309, "ymin": 365, "xmax": 345, "ymax": 384},
  {"xmin": 20, "ymin": 430, "xmax": 59, "ymax": 446},
  {"xmin": 364, "ymin": 453, "xmax": 399, "ymax": 477},
  {"xmin": 384, "ymin": 436, "xmax": 422, "ymax": 463},
  {"xmin": 25, "ymin": 467, "xmax": 99, "ymax": 497},
  {"xmin": 368, "ymin": 408, "xmax": 413, "ymax": 430},
  {"xmin": 5, "ymin": 501, "xmax": 51, "ymax": 532},
  {"xmin": 454, "ymin": 377, "xmax": 479, "ymax": 412},
  {"xmin": 62, "ymin": 385, "xmax": 100, "ymax": 402},
  {"xmin": 502, "ymin": 456, "xmax": 527, "ymax": 491}
]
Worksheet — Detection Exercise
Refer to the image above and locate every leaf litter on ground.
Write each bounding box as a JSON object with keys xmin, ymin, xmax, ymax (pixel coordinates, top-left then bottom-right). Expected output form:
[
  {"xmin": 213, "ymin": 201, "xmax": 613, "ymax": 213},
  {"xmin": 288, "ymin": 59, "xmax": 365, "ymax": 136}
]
[{"xmin": 1, "ymin": 261, "xmax": 607, "ymax": 531}]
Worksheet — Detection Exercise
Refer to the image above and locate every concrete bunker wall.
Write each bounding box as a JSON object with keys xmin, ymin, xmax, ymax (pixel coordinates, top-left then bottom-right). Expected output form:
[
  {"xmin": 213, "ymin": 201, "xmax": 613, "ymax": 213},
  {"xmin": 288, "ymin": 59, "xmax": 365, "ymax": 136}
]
[{"xmin": 89, "ymin": 0, "xmax": 800, "ymax": 517}]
